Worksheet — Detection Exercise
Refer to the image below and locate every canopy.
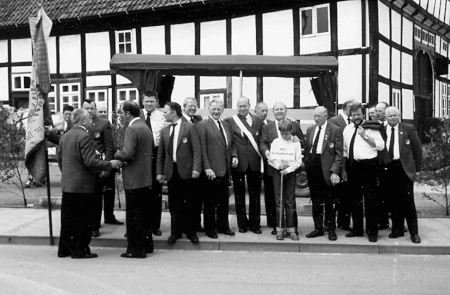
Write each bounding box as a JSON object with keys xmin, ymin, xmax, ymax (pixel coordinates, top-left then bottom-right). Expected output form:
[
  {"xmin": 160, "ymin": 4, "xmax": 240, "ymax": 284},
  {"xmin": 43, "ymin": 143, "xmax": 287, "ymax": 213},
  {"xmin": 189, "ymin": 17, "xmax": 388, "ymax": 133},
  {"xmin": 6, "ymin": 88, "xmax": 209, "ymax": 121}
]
[{"xmin": 110, "ymin": 54, "xmax": 338, "ymax": 78}]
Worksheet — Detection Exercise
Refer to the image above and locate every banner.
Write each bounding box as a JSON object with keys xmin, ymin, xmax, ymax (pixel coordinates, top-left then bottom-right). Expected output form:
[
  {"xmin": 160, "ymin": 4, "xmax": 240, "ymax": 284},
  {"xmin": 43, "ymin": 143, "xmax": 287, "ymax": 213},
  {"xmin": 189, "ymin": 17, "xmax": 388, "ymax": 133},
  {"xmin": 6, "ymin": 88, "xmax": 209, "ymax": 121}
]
[{"xmin": 25, "ymin": 8, "xmax": 53, "ymax": 185}]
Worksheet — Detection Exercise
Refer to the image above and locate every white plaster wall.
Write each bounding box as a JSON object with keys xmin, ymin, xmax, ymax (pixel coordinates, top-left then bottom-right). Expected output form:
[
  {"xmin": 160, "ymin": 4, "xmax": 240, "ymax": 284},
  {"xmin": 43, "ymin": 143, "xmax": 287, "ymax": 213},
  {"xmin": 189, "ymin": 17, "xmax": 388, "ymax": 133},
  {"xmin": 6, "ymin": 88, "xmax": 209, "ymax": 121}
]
[
  {"xmin": 402, "ymin": 17, "xmax": 413, "ymax": 50},
  {"xmin": 378, "ymin": 2, "xmax": 390, "ymax": 39},
  {"xmin": 365, "ymin": 54, "xmax": 370, "ymax": 102},
  {"xmin": 391, "ymin": 9, "xmax": 401, "ymax": 45},
  {"xmin": 141, "ymin": 26, "xmax": 165, "ymax": 54},
  {"xmin": 263, "ymin": 10, "xmax": 293, "ymax": 56},
  {"xmin": 47, "ymin": 37, "xmax": 57, "ymax": 74},
  {"xmin": 392, "ymin": 47, "xmax": 401, "ymax": 82},
  {"xmin": 436, "ymin": 35, "xmax": 441, "ymax": 55},
  {"xmin": 263, "ymin": 78, "xmax": 293, "ymax": 108},
  {"xmin": 378, "ymin": 82, "xmax": 390, "ymax": 103},
  {"xmin": 0, "ymin": 40, "xmax": 8, "ymax": 63},
  {"xmin": 402, "ymin": 53, "xmax": 413, "ymax": 85},
  {"xmin": 435, "ymin": 79, "xmax": 440, "ymax": 117},
  {"xmin": 86, "ymin": 32, "xmax": 110, "ymax": 72},
  {"xmin": 232, "ymin": 16, "xmax": 256, "ymax": 55},
  {"xmin": 11, "ymin": 38, "xmax": 32, "ymax": 62},
  {"xmin": 171, "ymin": 76, "xmax": 194, "ymax": 106},
  {"xmin": 171, "ymin": 23, "xmax": 195, "ymax": 55},
  {"xmin": 0, "ymin": 68, "xmax": 8, "ymax": 101},
  {"xmin": 439, "ymin": 0, "xmax": 446, "ymax": 20},
  {"xmin": 428, "ymin": 0, "xmax": 436, "ymax": 14},
  {"xmin": 86, "ymin": 75, "xmax": 111, "ymax": 87},
  {"xmin": 300, "ymin": 35, "xmax": 331, "ymax": 55},
  {"xmin": 419, "ymin": 0, "xmax": 427, "ymax": 10},
  {"xmin": 201, "ymin": 76, "xmax": 226, "ymax": 92},
  {"xmin": 379, "ymin": 40, "xmax": 390, "ymax": 78},
  {"xmin": 232, "ymin": 77, "xmax": 256, "ymax": 109},
  {"xmin": 116, "ymin": 75, "xmax": 132, "ymax": 85},
  {"xmin": 201, "ymin": 20, "xmax": 226, "ymax": 55},
  {"xmin": 299, "ymin": 78, "xmax": 317, "ymax": 107},
  {"xmin": 60, "ymin": 35, "xmax": 81, "ymax": 74},
  {"xmin": 338, "ymin": 55, "xmax": 362, "ymax": 102},
  {"xmin": 337, "ymin": 0, "xmax": 362, "ymax": 50},
  {"xmin": 446, "ymin": 2, "xmax": 450, "ymax": 25},
  {"xmin": 11, "ymin": 66, "xmax": 31, "ymax": 73}
]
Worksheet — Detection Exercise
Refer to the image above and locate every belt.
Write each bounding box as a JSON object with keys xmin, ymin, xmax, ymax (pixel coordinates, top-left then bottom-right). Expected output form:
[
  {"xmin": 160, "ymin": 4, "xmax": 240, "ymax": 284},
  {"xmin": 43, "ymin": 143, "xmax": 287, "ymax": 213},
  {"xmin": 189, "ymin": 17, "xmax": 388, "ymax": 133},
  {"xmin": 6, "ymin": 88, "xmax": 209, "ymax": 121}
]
[{"xmin": 350, "ymin": 157, "xmax": 377, "ymax": 164}]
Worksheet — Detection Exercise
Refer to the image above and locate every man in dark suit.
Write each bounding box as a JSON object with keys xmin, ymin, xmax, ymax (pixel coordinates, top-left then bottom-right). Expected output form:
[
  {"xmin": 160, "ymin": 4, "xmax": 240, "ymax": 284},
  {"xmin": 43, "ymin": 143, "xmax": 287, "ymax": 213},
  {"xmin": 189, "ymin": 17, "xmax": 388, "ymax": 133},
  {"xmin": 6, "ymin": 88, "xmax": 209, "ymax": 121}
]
[
  {"xmin": 304, "ymin": 106, "xmax": 343, "ymax": 241},
  {"xmin": 260, "ymin": 102, "xmax": 305, "ymax": 233},
  {"xmin": 139, "ymin": 90, "xmax": 168, "ymax": 237},
  {"xmin": 254, "ymin": 102, "xmax": 277, "ymax": 234},
  {"xmin": 181, "ymin": 97, "xmax": 204, "ymax": 233},
  {"xmin": 384, "ymin": 106, "xmax": 422, "ymax": 243},
  {"xmin": 57, "ymin": 108, "xmax": 122, "ymax": 259},
  {"xmin": 115, "ymin": 101, "xmax": 154, "ymax": 258},
  {"xmin": 197, "ymin": 99, "xmax": 238, "ymax": 239},
  {"xmin": 328, "ymin": 98, "xmax": 354, "ymax": 232},
  {"xmin": 224, "ymin": 97, "xmax": 264, "ymax": 234},
  {"xmin": 82, "ymin": 99, "xmax": 122, "ymax": 239},
  {"xmin": 157, "ymin": 102, "xmax": 201, "ymax": 244}
]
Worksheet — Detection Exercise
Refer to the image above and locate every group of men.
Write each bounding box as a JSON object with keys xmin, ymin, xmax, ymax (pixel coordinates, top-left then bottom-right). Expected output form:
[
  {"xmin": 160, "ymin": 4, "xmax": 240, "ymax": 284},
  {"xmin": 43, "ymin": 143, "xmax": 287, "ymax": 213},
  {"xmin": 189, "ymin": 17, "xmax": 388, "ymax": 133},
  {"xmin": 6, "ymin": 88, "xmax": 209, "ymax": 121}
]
[{"xmin": 56, "ymin": 92, "xmax": 423, "ymax": 259}]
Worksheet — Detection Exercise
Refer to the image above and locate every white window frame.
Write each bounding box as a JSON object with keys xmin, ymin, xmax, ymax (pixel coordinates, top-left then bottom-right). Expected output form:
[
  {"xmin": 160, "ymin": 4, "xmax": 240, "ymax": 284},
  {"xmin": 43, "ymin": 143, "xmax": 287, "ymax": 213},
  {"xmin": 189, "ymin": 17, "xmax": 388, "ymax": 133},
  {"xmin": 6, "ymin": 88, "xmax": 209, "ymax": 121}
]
[
  {"xmin": 12, "ymin": 73, "xmax": 31, "ymax": 91},
  {"xmin": 86, "ymin": 89, "xmax": 108, "ymax": 104},
  {"xmin": 115, "ymin": 30, "xmax": 136, "ymax": 54},
  {"xmin": 421, "ymin": 30, "xmax": 429, "ymax": 45},
  {"xmin": 428, "ymin": 33, "xmax": 435, "ymax": 47},
  {"xmin": 442, "ymin": 84, "xmax": 448, "ymax": 117},
  {"xmin": 414, "ymin": 25, "xmax": 422, "ymax": 41},
  {"xmin": 392, "ymin": 88, "xmax": 401, "ymax": 109},
  {"xmin": 443, "ymin": 40, "xmax": 448, "ymax": 54},
  {"xmin": 60, "ymin": 82, "xmax": 81, "ymax": 110},
  {"xmin": 116, "ymin": 88, "xmax": 138, "ymax": 103},
  {"xmin": 48, "ymin": 84, "xmax": 57, "ymax": 113},
  {"xmin": 300, "ymin": 4, "xmax": 330, "ymax": 38}
]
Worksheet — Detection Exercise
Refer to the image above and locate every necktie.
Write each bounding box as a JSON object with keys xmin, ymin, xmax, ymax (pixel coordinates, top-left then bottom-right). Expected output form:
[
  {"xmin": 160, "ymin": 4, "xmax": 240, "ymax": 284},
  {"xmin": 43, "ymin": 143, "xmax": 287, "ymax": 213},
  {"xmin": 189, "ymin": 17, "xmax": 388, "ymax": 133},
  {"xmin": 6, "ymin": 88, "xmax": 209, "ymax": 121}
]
[
  {"xmin": 217, "ymin": 120, "xmax": 227, "ymax": 146},
  {"xmin": 311, "ymin": 126, "xmax": 321, "ymax": 158},
  {"xmin": 190, "ymin": 117, "xmax": 195, "ymax": 124},
  {"xmin": 389, "ymin": 127, "xmax": 395, "ymax": 160},
  {"xmin": 146, "ymin": 112, "xmax": 152, "ymax": 132},
  {"xmin": 168, "ymin": 123, "xmax": 177, "ymax": 159},
  {"xmin": 348, "ymin": 125, "xmax": 359, "ymax": 163},
  {"xmin": 347, "ymin": 117, "xmax": 351, "ymax": 125}
]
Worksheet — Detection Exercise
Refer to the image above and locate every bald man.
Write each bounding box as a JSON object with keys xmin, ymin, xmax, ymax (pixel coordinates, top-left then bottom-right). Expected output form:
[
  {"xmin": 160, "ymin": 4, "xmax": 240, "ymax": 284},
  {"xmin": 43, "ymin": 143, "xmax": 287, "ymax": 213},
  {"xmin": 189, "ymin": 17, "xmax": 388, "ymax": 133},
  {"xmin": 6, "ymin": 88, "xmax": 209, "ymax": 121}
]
[{"xmin": 224, "ymin": 97, "xmax": 264, "ymax": 234}]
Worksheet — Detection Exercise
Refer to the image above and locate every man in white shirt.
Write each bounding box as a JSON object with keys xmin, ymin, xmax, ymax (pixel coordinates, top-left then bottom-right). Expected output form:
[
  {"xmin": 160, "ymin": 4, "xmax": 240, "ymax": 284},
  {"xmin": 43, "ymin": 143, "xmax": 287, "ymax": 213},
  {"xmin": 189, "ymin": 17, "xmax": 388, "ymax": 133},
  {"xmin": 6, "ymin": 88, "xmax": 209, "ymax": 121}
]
[{"xmin": 342, "ymin": 103, "xmax": 385, "ymax": 243}]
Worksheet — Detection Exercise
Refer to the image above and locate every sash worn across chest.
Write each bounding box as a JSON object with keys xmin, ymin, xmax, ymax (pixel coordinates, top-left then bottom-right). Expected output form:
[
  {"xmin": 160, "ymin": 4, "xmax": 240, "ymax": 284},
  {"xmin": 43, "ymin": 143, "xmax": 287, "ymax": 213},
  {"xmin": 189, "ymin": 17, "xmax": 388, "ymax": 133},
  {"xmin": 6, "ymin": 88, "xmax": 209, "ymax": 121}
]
[{"xmin": 232, "ymin": 115, "xmax": 264, "ymax": 173}]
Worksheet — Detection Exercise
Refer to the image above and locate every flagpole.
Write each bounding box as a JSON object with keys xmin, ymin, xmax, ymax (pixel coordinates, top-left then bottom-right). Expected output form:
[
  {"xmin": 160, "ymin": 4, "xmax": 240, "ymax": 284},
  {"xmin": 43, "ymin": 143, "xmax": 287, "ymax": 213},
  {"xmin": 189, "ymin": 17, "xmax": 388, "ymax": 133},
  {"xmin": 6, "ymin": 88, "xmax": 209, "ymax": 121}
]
[{"xmin": 43, "ymin": 100, "xmax": 54, "ymax": 246}]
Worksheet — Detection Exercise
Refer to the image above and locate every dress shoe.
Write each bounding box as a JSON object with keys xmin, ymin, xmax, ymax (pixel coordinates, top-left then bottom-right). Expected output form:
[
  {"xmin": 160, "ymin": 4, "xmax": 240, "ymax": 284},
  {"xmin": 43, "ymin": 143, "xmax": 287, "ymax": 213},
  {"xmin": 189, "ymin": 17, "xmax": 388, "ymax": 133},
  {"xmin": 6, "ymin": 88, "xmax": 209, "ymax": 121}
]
[
  {"xmin": 71, "ymin": 253, "xmax": 98, "ymax": 259},
  {"xmin": 92, "ymin": 230, "xmax": 100, "ymax": 238},
  {"xmin": 206, "ymin": 231, "xmax": 218, "ymax": 239},
  {"xmin": 328, "ymin": 230, "xmax": 337, "ymax": 241},
  {"xmin": 239, "ymin": 228, "xmax": 247, "ymax": 233},
  {"xmin": 276, "ymin": 231, "xmax": 284, "ymax": 240},
  {"xmin": 121, "ymin": 252, "xmax": 146, "ymax": 259},
  {"xmin": 251, "ymin": 229, "xmax": 262, "ymax": 234},
  {"xmin": 306, "ymin": 229, "xmax": 324, "ymax": 238},
  {"xmin": 167, "ymin": 235, "xmax": 178, "ymax": 244},
  {"xmin": 57, "ymin": 252, "xmax": 71, "ymax": 258},
  {"xmin": 411, "ymin": 234, "xmax": 421, "ymax": 244},
  {"xmin": 271, "ymin": 228, "xmax": 277, "ymax": 235},
  {"xmin": 104, "ymin": 218, "xmax": 124, "ymax": 225},
  {"xmin": 188, "ymin": 235, "xmax": 199, "ymax": 244},
  {"xmin": 345, "ymin": 231, "xmax": 363, "ymax": 238},
  {"xmin": 217, "ymin": 229, "xmax": 235, "ymax": 236},
  {"xmin": 338, "ymin": 225, "xmax": 352, "ymax": 231},
  {"xmin": 388, "ymin": 232, "xmax": 404, "ymax": 239},
  {"xmin": 290, "ymin": 232, "xmax": 299, "ymax": 241},
  {"xmin": 368, "ymin": 235, "xmax": 378, "ymax": 243},
  {"xmin": 378, "ymin": 224, "xmax": 389, "ymax": 230},
  {"xmin": 323, "ymin": 225, "xmax": 330, "ymax": 232},
  {"xmin": 152, "ymin": 229, "xmax": 162, "ymax": 236}
]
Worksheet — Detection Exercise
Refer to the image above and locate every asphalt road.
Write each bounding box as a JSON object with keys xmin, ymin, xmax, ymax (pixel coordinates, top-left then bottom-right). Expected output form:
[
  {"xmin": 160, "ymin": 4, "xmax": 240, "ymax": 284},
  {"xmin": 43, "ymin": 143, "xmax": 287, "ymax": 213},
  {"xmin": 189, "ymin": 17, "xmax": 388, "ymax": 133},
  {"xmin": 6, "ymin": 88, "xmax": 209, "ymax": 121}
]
[{"xmin": 0, "ymin": 245, "xmax": 448, "ymax": 295}]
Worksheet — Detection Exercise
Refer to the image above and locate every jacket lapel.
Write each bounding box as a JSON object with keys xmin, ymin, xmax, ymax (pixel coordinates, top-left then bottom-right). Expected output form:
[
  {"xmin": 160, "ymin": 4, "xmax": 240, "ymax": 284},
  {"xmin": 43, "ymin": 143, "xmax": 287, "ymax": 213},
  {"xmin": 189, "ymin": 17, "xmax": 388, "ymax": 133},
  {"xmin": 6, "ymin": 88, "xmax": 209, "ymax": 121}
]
[
  {"xmin": 322, "ymin": 124, "xmax": 331, "ymax": 154},
  {"xmin": 209, "ymin": 118, "xmax": 226, "ymax": 147},
  {"xmin": 177, "ymin": 121, "xmax": 185, "ymax": 147},
  {"xmin": 398, "ymin": 123, "xmax": 404, "ymax": 157}
]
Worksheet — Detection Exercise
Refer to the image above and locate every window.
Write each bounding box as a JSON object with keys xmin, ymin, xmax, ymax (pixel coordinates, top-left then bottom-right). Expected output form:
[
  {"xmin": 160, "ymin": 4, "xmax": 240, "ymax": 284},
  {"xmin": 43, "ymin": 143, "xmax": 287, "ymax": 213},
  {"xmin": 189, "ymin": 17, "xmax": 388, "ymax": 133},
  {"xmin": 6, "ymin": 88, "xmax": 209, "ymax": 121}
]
[
  {"xmin": 392, "ymin": 88, "xmax": 401, "ymax": 109},
  {"xmin": 86, "ymin": 89, "xmax": 107, "ymax": 104},
  {"xmin": 12, "ymin": 74, "xmax": 31, "ymax": 91},
  {"xmin": 117, "ymin": 88, "xmax": 138, "ymax": 103},
  {"xmin": 60, "ymin": 83, "xmax": 81, "ymax": 109},
  {"xmin": 442, "ymin": 84, "xmax": 448, "ymax": 117},
  {"xmin": 300, "ymin": 4, "xmax": 329, "ymax": 37},
  {"xmin": 422, "ymin": 30, "xmax": 428, "ymax": 45},
  {"xmin": 443, "ymin": 41, "xmax": 448, "ymax": 53},
  {"xmin": 48, "ymin": 84, "xmax": 56, "ymax": 113},
  {"xmin": 414, "ymin": 25, "xmax": 421, "ymax": 41},
  {"xmin": 428, "ymin": 33, "xmax": 435, "ymax": 47},
  {"xmin": 116, "ymin": 30, "xmax": 135, "ymax": 54}
]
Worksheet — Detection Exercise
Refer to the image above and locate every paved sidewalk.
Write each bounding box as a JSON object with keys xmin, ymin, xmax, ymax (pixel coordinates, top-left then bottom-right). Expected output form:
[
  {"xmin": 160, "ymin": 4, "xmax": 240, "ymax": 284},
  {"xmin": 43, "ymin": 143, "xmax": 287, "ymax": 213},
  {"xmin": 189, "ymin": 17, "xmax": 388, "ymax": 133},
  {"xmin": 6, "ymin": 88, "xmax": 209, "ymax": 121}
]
[{"xmin": 0, "ymin": 208, "xmax": 449, "ymax": 255}]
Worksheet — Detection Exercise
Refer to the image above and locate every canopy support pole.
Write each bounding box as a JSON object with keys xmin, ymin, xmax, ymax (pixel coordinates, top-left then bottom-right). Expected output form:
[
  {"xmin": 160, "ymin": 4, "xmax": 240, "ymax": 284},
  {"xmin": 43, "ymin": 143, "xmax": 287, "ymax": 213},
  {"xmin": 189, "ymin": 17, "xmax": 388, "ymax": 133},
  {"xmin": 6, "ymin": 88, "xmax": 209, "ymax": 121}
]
[{"xmin": 239, "ymin": 70, "xmax": 243, "ymax": 97}]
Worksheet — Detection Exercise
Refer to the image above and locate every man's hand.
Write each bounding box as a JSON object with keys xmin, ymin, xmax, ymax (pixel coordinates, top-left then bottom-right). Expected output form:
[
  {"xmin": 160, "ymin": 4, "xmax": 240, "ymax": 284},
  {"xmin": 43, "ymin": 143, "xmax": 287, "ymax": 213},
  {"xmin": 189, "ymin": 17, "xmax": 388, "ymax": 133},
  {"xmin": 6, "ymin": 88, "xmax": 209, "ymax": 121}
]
[
  {"xmin": 281, "ymin": 169, "xmax": 289, "ymax": 176},
  {"xmin": 156, "ymin": 175, "xmax": 165, "ymax": 183},
  {"xmin": 357, "ymin": 126, "xmax": 366, "ymax": 138},
  {"xmin": 342, "ymin": 170, "xmax": 348, "ymax": 182},
  {"xmin": 265, "ymin": 150, "xmax": 271, "ymax": 160},
  {"xmin": 330, "ymin": 173, "xmax": 340, "ymax": 186},
  {"xmin": 279, "ymin": 163, "xmax": 289, "ymax": 170},
  {"xmin": 192, "ymin": 171, "xmax": 200, "ymax": 179},
  {"xmin": 232, "ymin": 157, "xmax": 238, "ymax": 168},
  {"xmin": 110, "ymin": 160, "xmax": 123, "ymax": 169},
  {"xmin": 100, "ymin": 171, "xmax": 110, "ymax": 178},
  {"xmin": 286, "ymin": 117, "xmax": 296, "ymax": 123},
  {"xmin": 205, "ymin": 169, "xmax": 216, "ymax": 180},
  {"xmin": 292, "ymin": 136, "xmax": 299, "ymax": 143}
]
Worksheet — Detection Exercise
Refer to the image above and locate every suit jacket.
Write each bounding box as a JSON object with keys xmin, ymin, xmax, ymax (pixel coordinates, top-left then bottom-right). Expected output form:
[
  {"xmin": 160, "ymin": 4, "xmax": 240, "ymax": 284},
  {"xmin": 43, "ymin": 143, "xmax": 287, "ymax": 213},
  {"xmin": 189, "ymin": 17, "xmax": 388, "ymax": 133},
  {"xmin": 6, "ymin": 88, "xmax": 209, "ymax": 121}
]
[
  {"xmin": 89, "ymin": 116, "xmax": 115, "ymax": 160},
  {"xmin": 328, "ymin": 113, "xmax": 347, "ymax": 131},
  {"xmin": 224, "ymin": 114, "xmax": 263, "ymax": 173},
  {"xmin": 58, "ymin": 126, "xmax": 112, "ymax": 193},
  {"xmin": 259, "ymin": 119, "xmax": 305, "ymax": 176},
  {"xmin": 157, "ymin": 120, "xmax": 201, "ymax": 181},
  {"xmin": 394, "ymin": 122, "xmax": 422, "ymax": 181},
  {"xmin": 197, "ymin": 117, "xmax": 237, "ymax": 177},
  {"xmin": 114, "ymin": 119, "xmax": 153, "ymax": 190},
  {"xmin": 304, "ymin": 123, "xmax": 343, "ymax": 186},
  {"xmin": 181, "ymin": 114, "xmax": 202, "ymax": 124}
]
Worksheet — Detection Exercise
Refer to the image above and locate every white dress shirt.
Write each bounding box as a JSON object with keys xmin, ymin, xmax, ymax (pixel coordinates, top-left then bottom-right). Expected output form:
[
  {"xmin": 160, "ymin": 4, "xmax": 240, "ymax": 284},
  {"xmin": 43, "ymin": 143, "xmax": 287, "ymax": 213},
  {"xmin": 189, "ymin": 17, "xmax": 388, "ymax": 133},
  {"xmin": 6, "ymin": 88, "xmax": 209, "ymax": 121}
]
[
  {"xmin": 182, "ymin": 113, "xmax": 192, "ymax": 122},
  {"xmin": 209, "ymin": 116, "xmax": 228, "ymax": 146},
  {"xmin": 341, "ymin": 113, "xmax": 351, "ymax": 125},
  {"xmin": 142, "ymin": 108, "xmax": 167, "ymax": 147},
  {"xmin": 343, "ymin": 121, "xmax": 385, "ymax": 159},
  {"xmin": 386, "ymin": 124, "xmax": 400, "ymax": 160},
  {"xmin": 128, "ymin": 117, "xmax": 139, "ymax": 126},
  {"xmin": 275, "ymin": 120, "xmax": 282, "ymax": 139},
  {"xmin": 311, "ymin": 121, "xmax": 327, "ymax": 154},
  {"xmin": 170, "ymin": 119, "xmax": 182, "ymax": 162}
]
